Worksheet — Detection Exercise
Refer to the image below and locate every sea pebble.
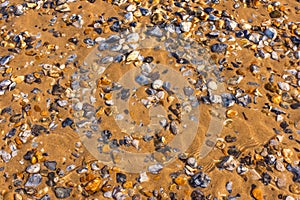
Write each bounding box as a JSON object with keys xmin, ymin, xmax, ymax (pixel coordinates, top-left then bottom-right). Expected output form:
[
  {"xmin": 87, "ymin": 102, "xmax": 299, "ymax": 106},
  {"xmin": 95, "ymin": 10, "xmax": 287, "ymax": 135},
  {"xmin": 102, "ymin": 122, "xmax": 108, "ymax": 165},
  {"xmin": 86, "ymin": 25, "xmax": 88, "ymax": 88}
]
[
  {"xmin": 26, "ymin": 163, "xmax": 41, "ymax": 173},
  {"xmin": 25, "ymin": 174, "xmax": 42, "ymax": 187},
  {"xmin": 54, "ymin": 187, "xmax": 72, "ymax": 199},
  {"xmin": 211, "ymin": 43, "xmax": 228, "ymax": 53},
  {"xmin": 278, "ymin": 82, "xmax": 290, "ymax": 91},
  {"xmin": 189, "ymin": 172, "xmax": 211, "ymax": 188}
]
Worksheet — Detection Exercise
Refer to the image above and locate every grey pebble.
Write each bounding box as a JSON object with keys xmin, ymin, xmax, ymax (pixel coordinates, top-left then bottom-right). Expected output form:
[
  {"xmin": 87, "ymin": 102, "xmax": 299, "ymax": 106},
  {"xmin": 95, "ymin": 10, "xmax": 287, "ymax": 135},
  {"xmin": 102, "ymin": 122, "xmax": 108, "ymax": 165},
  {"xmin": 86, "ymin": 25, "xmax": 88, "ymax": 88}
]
[
  {"xmin": 25, "ymin": 174, "xmax": 42, "ymax": 187},
  {"xmin": 54, "ymin": 187, "xmax": 72, "ymax": 199}
]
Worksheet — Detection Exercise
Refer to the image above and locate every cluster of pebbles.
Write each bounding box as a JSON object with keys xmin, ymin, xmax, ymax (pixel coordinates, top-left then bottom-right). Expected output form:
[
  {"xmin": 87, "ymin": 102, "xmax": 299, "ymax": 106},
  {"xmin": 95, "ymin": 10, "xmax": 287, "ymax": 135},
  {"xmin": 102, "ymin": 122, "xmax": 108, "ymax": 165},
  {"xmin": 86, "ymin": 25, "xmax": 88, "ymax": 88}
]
[{"xmin": 0, "ymin": 0, "xmax": 299, "ymax": 199}]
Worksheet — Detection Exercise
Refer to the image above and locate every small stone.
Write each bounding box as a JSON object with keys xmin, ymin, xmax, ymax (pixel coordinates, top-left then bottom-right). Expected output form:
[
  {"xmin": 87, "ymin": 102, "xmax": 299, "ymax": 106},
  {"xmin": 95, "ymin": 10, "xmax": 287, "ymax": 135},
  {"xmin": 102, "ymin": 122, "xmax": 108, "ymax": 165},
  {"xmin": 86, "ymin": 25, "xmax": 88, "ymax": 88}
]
[
  {"xmin": 226, "ymin": 181, "xmax": 233, "ymax": 193},
  {"xmin": 248, "ymin": 33, "xmax": 260, "ymax": 43},
  {"xmin": 278, "ymin": 82, "xmax": 290, "ymax": 91},
  {"xmin": 25, "ymin": 174, "xmax": 42, "ymax": 187},
  {"xmin": 126, "ymin": 51, "xmax": 139, "ymax": 62},
  {"xmin": 174, "ymin": 176, "xmax": 187, "ymax": 186},
  {"xmin": 207, "ymin": 81, "xmax": 218, "ymax": 90},
  {"xmin": 26, "ymin": 163, "xmax": 41, "ymax": 173},
  {"xmin": 189, "ymin": 172, "xmax": 211, "ymax": 188},
  {"xmin": 190, "ymin": 190, "xmax": 205, "ymax": 200},
  {"xmin": 270, "ymin": 10, "xmax": 282, "ymax": 18},
  {"xmin": 187, "ymin": 157, "xmax": 197, "ymax": 168},
  {"xmin": 44, "ymin": 160, "xmax": 57, "ymax": 170},
  {"xmin": 116, "ymin": 173, "xmax": 127, "ymax": 183},
  {"xmin": 251, "ymin": 187, "xmax": 263, "ymax": 200},
  {"xmin": 211, "ymin": 43, "xmax": 228, "ymax": 53},
  {"xmin": 264, "ymin": 27, "xmax": 277, "ymax": 40},
  {"xmin": 180, "ymin": 22, "xmax": 192, "ymax": 32},
  {"xmin": 139, "ymin": 172, "xmax": 149, "ymax": 182},
  {"xmin": 183, "ymin": 86, "xmax": 194, "ymax": 96},
  {"xmin": 85, "ymin": 178, "xmax": 102, "ymax": 194},
  {"xmin": 54, "ymin": 187, "xmax": 72, "ymax": 198},
  {"xmin": 148, "ymin": 163, "xmax": 163, "ymax": 174},
  {"xmin": 152, "ymin": 79, "xmax": 163, "ymax": 89},
  {"xmin": 275, "ymin": 160, "xmax": 285, "ymax": 172},
  {"xmin": 276, "ymin": 176, "xmax": 287, "ymax": 189}
]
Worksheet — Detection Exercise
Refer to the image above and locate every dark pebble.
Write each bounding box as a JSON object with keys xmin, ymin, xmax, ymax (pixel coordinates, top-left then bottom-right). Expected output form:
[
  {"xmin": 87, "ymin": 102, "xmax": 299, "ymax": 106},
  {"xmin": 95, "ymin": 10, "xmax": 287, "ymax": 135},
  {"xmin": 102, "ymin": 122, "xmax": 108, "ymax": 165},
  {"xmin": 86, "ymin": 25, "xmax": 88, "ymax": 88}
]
[
  {"xmin": 191, "ymin": 190, "xmax": 205, "ymax": 200},
  {"xmin": 261, "ymin": 172, "xmax": 272, "ymax": 185},
  {"xmin": 225, "ymin": 135, "xmax": 237, "ymax": 143},
  {"xmin": 291, "ymin": 102, "xmax": 300, "ymax": 109},
  {"xmin": 38, "ymin": 194, "xmax": 51, "ymax": 200},
  {"xmin": 54, "ymin": 187, "xmax": 72, "ymax": 199},
  {"xmin": 25, "ymin": 174, "xmax": 42, "ymax": 187},
  {"xmin": 143, "ymin": 56, "xmax": 154, "ymax": 63},
  {"xmin": 62, "ymin": 118, "xmax": 74, "ymax": 128},
  {"xmin": 211, "ymin": 43, "xmax": 228, "ymax": 53},
  {"xmin": 116, "ymin": 172, "xmax": 127, "ymax": 183},
  {"xmin": 189, "ymin": 172, "xmax": 211, "ymax": 188},
  {"xmin": 270, "ymin": 10, "xmax": 282, "ymax": 18},
  {"xmin": 44, "ymin": 160, "xmax": 57, "ymax": 170}
]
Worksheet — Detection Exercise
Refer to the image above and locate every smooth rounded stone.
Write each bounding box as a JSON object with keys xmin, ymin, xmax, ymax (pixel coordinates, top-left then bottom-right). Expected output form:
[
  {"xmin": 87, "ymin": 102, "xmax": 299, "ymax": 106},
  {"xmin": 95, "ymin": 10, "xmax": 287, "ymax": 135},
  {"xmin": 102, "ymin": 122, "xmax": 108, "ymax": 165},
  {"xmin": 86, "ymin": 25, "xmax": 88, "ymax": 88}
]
[
  {"xmin": 148, "ymin": 163, "xmax": 163, "ymax": 174},
  {"xmin": 135, "ymin": 74, "xmax": 149, "ymax": 85},
  {"xmin": 38, "ymin": 194, "xmax": 50, "ymax": 200},
  {"xmin": 275, "ymin": 160, "xmax": 285, "ymax": 172},
  {"xmin": 236, "ymin": 164, "xmax": 249, "ymax": 175},
  {"xmin": 26, "ymin": 163, "xmax": 41, "ymax": 173},
  {"xmin": 189, "ymin": 172, "xmax": 211, "ymax": 188},
  {"xmin": 180, "ymin": 21, "xmax": 192, "ymax": 32},
  {"xmin": 116, "ymin": 173, "xmax": 127, "ymax": 183},
  {"xmin": 101, "ymin": 56, "xmax": 114, "ymax": 64},
  {"xmin": 278, "ymin": 82, "xmax": 290, "ymax": 91},
  {"xmin": 248, "ymin": 33, "xmax": 260, "ymax": 43},
  {"xmin": 183, "ymin": 86, "xmax": 194, "ymax": 96},
  {"xmin": 271, "ymin": 51, "xmax": 278, "ymax": 60},
  {"xmin": 187, "ymin": 157, "xmax": 197, "ymax": 168},
  {"xmin": 139, "ymin": 172, "xmax": 149, "ymax": 182},
  {"xmin": 126, "ymin": 4, "xmax": 136, "ymax": 12},
  {"xmin": 270, "ymin": 10, "xmax": 282, "ymax": 18},
  {"xmin": 211, "ymin": 43, "xmax": 228, "ymax": 53},
  {"xmin": 226, "ymin": 181, "xmax": 233, "ymax": 193},
  {"xmin": 126, "ymin": 33, "xmax": 139, "ymax": 43},
  {"xmin": 264, "ymin": 27, "xmax": 277, "ymax": 40},
  {"xmin": 152, "ymin": 79, "xmax": 163, "ymax": 89},
  {"xmin": 0, "ymin": 150, "xmax": 11, "ymax": 162},
  {"xmin": 44, "ymin": 160, "xmax": 57, "ymax": 170},
  {"xmin": 54, "ymin": 187, "xmax": 72, "ymax": 199},
  {"xmin": 124, "ymin": 12, "xmax": 133, "ymax": 22},
  {"xmin": 276, "ymin": 176, "xmax": 287, "ymax": 189},
  {"xmin": 207, "ymin": 81, "xmax": 218, "ymax": 90},
  {"xmin": 104, "ymin": 191, "xmax": 112, "ymax": 198},
  {"xmin": 295, "ymin": 51, "xmax": 300, "ymax": 59},
  {"xmin": 25, "ymin": 174, "xmax": 42, "ymax": 187},
  {"xmin": 190, "ymin": 190, "xmax": 205, "ymax": 200},
  {"xmin": 126, "ymin": 51, "xmax": 139, "ymax": 61},
  {"xmin": 225, "ymin": 19, "xmax": 238, "ymax": 30},
  {"xmin": 284, "ymin": 196, "xmax": 295, "ymax": 200},
  {"xmin": 147, "ymin": 26, "xmax": 163, "ymax": 37},
  {"xmin": 105, "ymin": 34, "xmax": 120, "ymax": 43}
]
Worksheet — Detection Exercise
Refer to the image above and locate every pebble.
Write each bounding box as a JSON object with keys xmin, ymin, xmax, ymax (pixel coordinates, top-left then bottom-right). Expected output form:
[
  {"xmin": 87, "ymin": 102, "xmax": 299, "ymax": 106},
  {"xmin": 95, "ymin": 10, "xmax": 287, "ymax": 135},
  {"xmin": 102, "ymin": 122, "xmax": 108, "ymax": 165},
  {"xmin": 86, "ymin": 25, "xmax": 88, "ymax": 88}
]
[
  {"xmin": 211, "ymin": 43, "xmax": 228, "ymax": 53},
  {"xmin": 26, "ymin": 163, "xmax": 41, "ymax": 173},
  {"xmin": 270, "ymin": 10, "xmax": 282, "ymax": 18},
  {"xmin": 54, "ymin": 187, "xmax": 72, "ymax": 199},
  {"xmin": 180, "ymin": 22, "xmax": 192, "ymax": 32},
  {"xmin": 190, "ymin": 190, "xmax": 205, "ymax": 200},
  {"xmin": 139, "ymin": 172, "xmax": 149, "ymax": 182},
  {"xmin": 152, "ymin": 79, "xmax": 163, "ymax": 90},
  {"xmin": 25, "ymin": 174, "xmax": 42, "ymax": 187},
  {"xmin": 148, "ymin": 163, "xmax": 163, "ymax": 174},
  {"xmin": 188, "ymin": 172, "xmax": 211, "ymax": 188},
  {"xmin": 278, "ymin": 82, "xmax": 290, "ymax": 91},
  {"xmin": 44, "ymin": 160, "xmax": 57, "ymax": 170}
]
